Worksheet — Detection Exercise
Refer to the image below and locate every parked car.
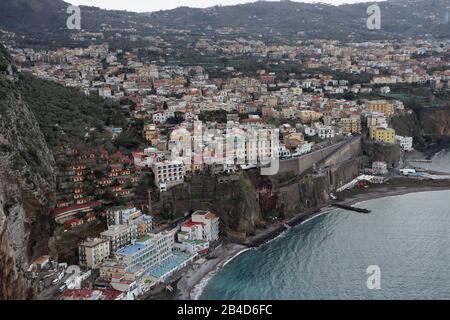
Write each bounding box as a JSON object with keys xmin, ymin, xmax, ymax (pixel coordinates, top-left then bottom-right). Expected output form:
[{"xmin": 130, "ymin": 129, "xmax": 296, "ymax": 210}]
[{"xmin": 58, "ymin": 284, "xmax": 67, "ymax": 293}]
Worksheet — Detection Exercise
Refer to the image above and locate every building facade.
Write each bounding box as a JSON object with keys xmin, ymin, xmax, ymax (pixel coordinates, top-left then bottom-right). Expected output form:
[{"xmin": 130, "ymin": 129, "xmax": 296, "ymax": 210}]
[
  {"xmin": 106, "ymin": 206, "xmax": 153, "ymax": 237},
  {"xmin": 79, "ymin": 238, "xmax": 111, "ymax": 269},
  {"xmin": 101, "ymin": 224, "xmax": 138, "ymax": 253},
  {"xmin": 152, "ymin": 160, "xmax": 185, "ymax": 192},
  {"xmin": 114, "ymin": 232, "xmax": 174, "ymax": 275},
  {"xmin": 191, "ymin": 210, "xmax": 220, "ymax": 242},
  {"xmin": 396, "ymin": 135, "xmax": 413, "ymax": 151},
  {"xmin": 370, "ymin": 127, "xmax": 396, "ymax": 144},
  {"xmin": 367, "ymin": 100, "xmax": 394, "ymax": 117}
]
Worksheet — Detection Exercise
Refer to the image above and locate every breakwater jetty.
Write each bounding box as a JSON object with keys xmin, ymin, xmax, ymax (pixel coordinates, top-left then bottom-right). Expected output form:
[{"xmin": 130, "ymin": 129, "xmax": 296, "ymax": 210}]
[{"xmin": 332, "ymin": 203, "xmax": 371, "ymax": 214}]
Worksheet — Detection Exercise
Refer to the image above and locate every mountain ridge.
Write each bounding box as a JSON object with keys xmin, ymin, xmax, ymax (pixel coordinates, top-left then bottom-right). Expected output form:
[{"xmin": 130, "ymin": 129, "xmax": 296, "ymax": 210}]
[{"xmin": 0, "ymin": 0, "xmax": 448, "ymax": 45}]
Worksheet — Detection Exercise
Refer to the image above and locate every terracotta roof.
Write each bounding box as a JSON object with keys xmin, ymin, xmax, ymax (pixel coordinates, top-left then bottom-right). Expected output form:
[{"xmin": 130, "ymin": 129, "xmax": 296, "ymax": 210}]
[
  {"xmin": 63, "ymin": 289, "xmax": 92, "ymax": 298},
  {"xmin": 54, "ymin": 201, "xmax": 102, "ymax": 216},
  {"xmin": 205, "ymin": 212, "xmax": 217, "ymax": 220},
  {"xmin": 183, "ymin": 220, "xmax": 205, "ymax": 228},
  {"xmin": 102, "ymin": 289, "xmax": 122, "ymax": 300}
]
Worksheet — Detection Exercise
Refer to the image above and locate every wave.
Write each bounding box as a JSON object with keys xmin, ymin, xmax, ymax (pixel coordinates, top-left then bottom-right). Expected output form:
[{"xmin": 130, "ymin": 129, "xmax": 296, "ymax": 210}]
[
  {"xmin": 299, "ymin": 211, "xmax": 329, "ymax": 225},
  {"xmin": 264, "ymin": 229, "xmax": 289, "ymax": 245},
  {"xmin": 223, "ymin": 248, "xmax": 252, "ymax": 267},
  {"xmin": 192, "ymin": 247, "xmax": 253, "ymax": 300}
]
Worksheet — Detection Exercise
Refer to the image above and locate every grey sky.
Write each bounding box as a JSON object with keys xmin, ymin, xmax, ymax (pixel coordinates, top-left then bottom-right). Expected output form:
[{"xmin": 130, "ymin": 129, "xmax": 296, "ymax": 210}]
[{"xmin": 67, "ymin": 0, "xmax": 382, "ymax": 12}]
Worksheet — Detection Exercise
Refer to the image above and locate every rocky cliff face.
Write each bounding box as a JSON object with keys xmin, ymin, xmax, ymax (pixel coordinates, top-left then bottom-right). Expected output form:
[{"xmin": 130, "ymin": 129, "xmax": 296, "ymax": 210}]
[
  {"xmin": 0, "ymin": 53, "xmax": 56, "ymax": 299},
  {"xmin": 417, "ymin": 107, "xmax": 450, "ymax": 145},
  {"xmin": 158, "ymin": 157, "xmax": 363, "ymax": 240},
  {"xmin": 391, "ymin": 106, "xmax": 450, "ymax": 149},
  {"xmin": 362, "ymin": 141, "xmax": 401, "ymax": 168},
  {"xmin": 253, "ymin": 158, "xmax": 362, "ymax": 221}
]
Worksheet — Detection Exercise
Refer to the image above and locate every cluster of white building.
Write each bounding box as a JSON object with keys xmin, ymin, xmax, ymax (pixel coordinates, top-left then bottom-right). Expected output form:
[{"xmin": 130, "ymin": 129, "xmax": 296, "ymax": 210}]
[
  {"xmin": 175, "ymin": 210, "xmax": 220, "ymax": 254},
  {"xmin": 168, "ymin": 121, "xmax": 280, "ymax": 174},
  {"xmin": 99, "ymin": 207, "xmax": 153, "ymax": 253},
  {"xmin": 276, "ymin": 142, "xmax": 313, "ymax": 159},
  {"xmin": 77, "ymin": 207, "xmax": 220, "ymax": 299},
  {"xmin": 79, "ymin": 207, "xmax": 153, "ymax": 269}
]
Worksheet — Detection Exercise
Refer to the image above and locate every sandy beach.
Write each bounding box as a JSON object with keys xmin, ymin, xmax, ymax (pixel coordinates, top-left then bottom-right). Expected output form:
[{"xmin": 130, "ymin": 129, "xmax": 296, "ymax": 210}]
[
  {"xmin": 175, "ymin": 242, "xmax": 248, "ymax": 300},
  {"xmin": 336, "ymin": 177, "xmax": 450, "ymax": 206}
]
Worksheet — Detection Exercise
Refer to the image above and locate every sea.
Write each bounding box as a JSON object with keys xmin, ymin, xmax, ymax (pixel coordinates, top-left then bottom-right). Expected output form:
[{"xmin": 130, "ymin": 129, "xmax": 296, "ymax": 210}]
[
  {"xmin": 199, "ymin": 190, "xmax": 450, "ymax": 300},
  {"xmin": 413, "ymin": 146, "xmax": 450, "ymax": 174}
]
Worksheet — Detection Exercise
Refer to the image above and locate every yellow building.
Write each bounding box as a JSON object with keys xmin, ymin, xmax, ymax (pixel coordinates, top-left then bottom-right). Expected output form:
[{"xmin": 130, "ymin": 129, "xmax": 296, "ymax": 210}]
[
  {"xmin": 289, "ymin": 87, "xmax": 303, "ymax": 95},
  {"xmin": 340, "ymin": 116, "xmax": 361, "ymax": 134},
  {"xmin": 99, "ymin": 260, "xmax": 142, "ymax": 282},
  {"xmin": 169, "ymin": 76, "xmax": 188, "ymax": 86},
  {"xmin": 144, "ymin": 124, "xmax": 159, "ymax": 145},
  {"xmin": 370, "ymin": 127, "xmax": 396, "ymax": 144},
  {"xmin": 298, "ymin": 110, "xmax": 323, "ymax": 124},
  {"xmin": 367, "ymin": 100, "xmax": 395, "ymax": 117}
]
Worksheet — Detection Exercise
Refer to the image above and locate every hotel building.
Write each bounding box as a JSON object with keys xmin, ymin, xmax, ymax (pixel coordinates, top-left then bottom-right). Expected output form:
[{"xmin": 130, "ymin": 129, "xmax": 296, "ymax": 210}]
[
  {"xmin": 79, "ymin": 238, "xmax": 111, "ymax": 269},
  {"xmin": 101, "ymin": 224, "xmax": 138, "ymax": 253}
]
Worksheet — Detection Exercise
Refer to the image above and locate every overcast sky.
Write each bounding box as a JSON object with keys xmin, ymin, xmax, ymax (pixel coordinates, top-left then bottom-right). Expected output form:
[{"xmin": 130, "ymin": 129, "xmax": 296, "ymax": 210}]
[{"xmin": 67, "ymin": 0, "xmax": 383, "ymax": 12}]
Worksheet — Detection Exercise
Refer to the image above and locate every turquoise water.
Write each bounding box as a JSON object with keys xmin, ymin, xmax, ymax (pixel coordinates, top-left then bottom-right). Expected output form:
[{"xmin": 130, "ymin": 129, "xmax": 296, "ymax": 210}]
[{"xmin": 201, "ymin": 191, "xmax": 450, "ymax": 300}]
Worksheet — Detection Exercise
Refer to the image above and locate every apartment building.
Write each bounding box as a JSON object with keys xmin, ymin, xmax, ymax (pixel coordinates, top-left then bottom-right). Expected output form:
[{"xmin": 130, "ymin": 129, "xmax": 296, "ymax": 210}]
[
  {"xmin": 100, "ymin": 224, "xmax": 138, "ymax": 253},
  {"xmin": 106, "ymin": 206, "xmax": 153, "ymax": 237},
  {"xmin": 177, "ymin": 211, "xmax": 220, "ymax": 254},
  {"xmin": 152, "ymin": 111, "xmax": 175, "ymax": 124},
  {"xmin": 143, "ymin": 124, "xmax": 159, "ymax": 145},
  {"xmin": 114, "ymin": 232, "xmax": 174, "ymax": 275},
  {"xmin": 304, "ymin": 126, "xmax": 317, "ymax": 137},
  {"xmin": 152, "ymin": 160, "xmax": 185, "ymax": 192},
  {"xmin": 370, "ymin": 127, "xmax": 396, "ymax": 144},
  {"xmin": 367, "ymin": 100, "xmax": 395, "ymax": 117},
  {"xmin": 366, "ymin": 114, "xmax": 388, "ymax": 128},
  {"xmin": 396, "ymin": 135, "xmax": 414, "ymax": 151},
  {"xmin": 79, "ymin": 238, "xmax": 110, "ymax": 269},
  {"xmin": 191, "ymin": 210, "xmax": 220, "ymax": 242},
  {"xmin": 340, "ymin": 115, "xmax": 361, "ymax": 135},
  {"xmin": 298, "ymin": 110, "xmax": 323, "ymax": 124},
  {"xmin": 317, "ymin": 125, "xmax": 336, "ymax": 140},
  {"xmin": 99, "ymin": 259, "xmax": 144, "ymax": 283},
  {"xmin": 179, "ymin": 210, "xmax": 220, "ymax": 244}
]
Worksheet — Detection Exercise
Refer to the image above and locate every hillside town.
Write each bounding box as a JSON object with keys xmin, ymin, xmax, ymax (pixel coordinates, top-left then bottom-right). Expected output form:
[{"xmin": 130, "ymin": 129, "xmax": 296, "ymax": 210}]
[{"xmin": 4, "ymin": 33, "xmax": 449, "ymax": 300}]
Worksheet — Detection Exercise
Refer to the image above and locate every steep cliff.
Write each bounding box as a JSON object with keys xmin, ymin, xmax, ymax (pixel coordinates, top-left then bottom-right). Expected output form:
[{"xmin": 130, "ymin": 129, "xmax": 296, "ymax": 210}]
[
  {"xmin": 417, "ymin": 107, "xmax": 450, "ymax": 145},
  {"xmin": 391, "ymin": 106, "xmax": 450, "ymax": 149},
  {"xmin": 362, "ymin": 141, "xmax": 401, "ymax": 168},
  {"xmin": 157, "ymin": 157, "xmax": 363, "ymax": 240},
  {"xmin": 0, "ymin": 47, "xmax": 56, "ymax": 299}
]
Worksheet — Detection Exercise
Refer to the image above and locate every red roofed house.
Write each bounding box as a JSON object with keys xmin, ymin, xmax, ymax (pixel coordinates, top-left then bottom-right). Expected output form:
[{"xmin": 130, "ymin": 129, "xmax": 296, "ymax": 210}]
[
  {"xmin": 179, "ymin": 220, "xmax": 205, "ymax": 242},
  {"xmin": 191, "ymin": 210, "xmax": 220, "ymax": 242},
  {"xmin": 54, "ymin": 201, "xmax": 102, "ymax": 223},
  {"xmin": 64, "ymin": 218, "xmax": 84, "ymax": 229}
]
